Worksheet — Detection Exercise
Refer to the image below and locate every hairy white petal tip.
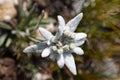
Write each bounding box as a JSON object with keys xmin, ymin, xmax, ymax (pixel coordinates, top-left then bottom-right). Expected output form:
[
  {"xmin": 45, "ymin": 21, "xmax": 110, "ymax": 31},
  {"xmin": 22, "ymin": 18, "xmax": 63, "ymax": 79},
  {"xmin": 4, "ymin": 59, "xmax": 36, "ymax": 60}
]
[
  {"xmin": 73, "ymin": 47, "xmax": 84, "ymax": 55},
  {"xmin": 23, "ymin": 43, "xmax": 47, "ymax": 53},
  {"xmin": 23, "ymin": 46, "xmax": 36, "ymax": 53},
  {"xmin": 66, "ymin": 13, "xmax": 83, "ymax": 32},
  {"xmin": 64, "ymin": 53, "xmax": 77, "ymax": 75},
  {"xmin": 39, "ymin": 28, "xmax": 53, "ymax": 40},
  {"xmin": 57, "ymin": 15, "xmax": 65, "ymax": 27},
  {"xmin": 75, "ymin": 33, "xmax": 87, "ymax": 41},
  {"xmin": 41, "ymin": 48, "xmax": 51, "ymax": 57},
  {"xmin": 57, "ymin": 54, "xmax": 64, "ymax": 68}
]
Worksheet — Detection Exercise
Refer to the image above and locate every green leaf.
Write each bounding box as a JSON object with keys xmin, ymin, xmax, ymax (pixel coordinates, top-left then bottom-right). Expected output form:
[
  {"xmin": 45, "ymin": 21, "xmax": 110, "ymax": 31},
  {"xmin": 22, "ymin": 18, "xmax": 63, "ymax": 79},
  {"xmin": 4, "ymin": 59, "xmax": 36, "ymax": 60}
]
[
  {"xmin": 41, "ymin": 18, "xmax": 56, "ymax": 24},
  {"xmin": 0, "ymin": 22, "xmax": 12, "ymax": 30},
  {"xmin": 5, "ymin": 38, "xmax": 12, "ymax": 47},
  {"xmin": 18, "ymin": 0, "xmax": 26, "ymax": 21},
  {"xmin": 28, "ymin": 17, "xmax": 56, "ymax": 28},
  {"xmin": 0, "ymin": 34, "xmax": 7, "ymax": 46},
  {"xmin": 18, "ymin": 3, "xmax": 37, "ymax": 30}
]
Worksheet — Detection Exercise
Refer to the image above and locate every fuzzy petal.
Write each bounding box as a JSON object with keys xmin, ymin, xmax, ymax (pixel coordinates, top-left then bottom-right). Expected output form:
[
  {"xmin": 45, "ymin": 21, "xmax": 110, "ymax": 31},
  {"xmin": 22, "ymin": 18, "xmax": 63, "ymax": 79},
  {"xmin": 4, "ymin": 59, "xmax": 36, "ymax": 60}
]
[
  {"xmin": 57, "ymin": 54, "xmax": 64, "ymax": 68},
  {"xmin": 57, "ymin": 15, "xmax": 65, "ymax": 27},
  {"xmin": 39, "ymin": 28, "xmax": 53, "ymax": 40},
  {"xmin": 55, "ymin": 26, "xmax": 63, "ymax": 40},
  {"xmin": 74, "ymin": 40, "xmax": 85, "ymax": 46},
  {"xmin": 64, "ymin": 53, "xmax": 77, "ymax": 75},
  {"xmin": 49, "ymin": 53, "xmax": 55, "ymax": 60},
  {"xmin": 47, "ymin": 40, "xmax": 51, "ymax": 45},
  {"xmin": 41, "ymin": 47, "xmax": 51, "ymax": 57},
  {"xmin": 23, "ymin": 43, "xmax": 47, "ymax": 53},
  {"xmin": 73, "ymin": 47, "xmax": 84, "ymax": 55},
  {"xmin": 66, "ymin": 13, "xmax": 83, "ymax": 32},
  {"xmin": 55, "ymin": 16, "xmax": 65, "ymax": 40},
  {"xmin": 74, "ymin": 32, "xmax": 87, "ymax": 41}
]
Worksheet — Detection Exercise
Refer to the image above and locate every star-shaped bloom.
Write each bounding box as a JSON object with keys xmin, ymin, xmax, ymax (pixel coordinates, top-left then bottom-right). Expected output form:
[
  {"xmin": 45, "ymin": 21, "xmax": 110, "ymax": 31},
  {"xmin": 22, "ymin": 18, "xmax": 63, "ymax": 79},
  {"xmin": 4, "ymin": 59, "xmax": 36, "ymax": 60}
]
[{"xmin": 23, "ymin": 13, "xmax": 87, "ymax": 75}]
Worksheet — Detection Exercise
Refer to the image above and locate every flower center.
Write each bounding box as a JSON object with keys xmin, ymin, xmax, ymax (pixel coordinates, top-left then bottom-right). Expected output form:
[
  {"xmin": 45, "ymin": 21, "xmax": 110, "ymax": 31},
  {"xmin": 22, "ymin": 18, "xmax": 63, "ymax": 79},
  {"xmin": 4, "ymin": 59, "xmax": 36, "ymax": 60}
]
[
  {"xmin": 50, "ymin": 37, "xmax": 64, "ymax": 54},
  {"xmin": 63, "ymin": 45, "xmax": 70, "ymax": 51},
  {"xmin": 51, "ymin": 36, "xmax": 56, "ymax": 43},
  {"xmin": 50, "ymin": 31, "xmax": 76, "ymax": 54},
  {"xmin": 57, "ymin": 48, "xmax": 63, "ymax": 54},
  {"xmin": 63, "ymin": 30, "xmax": 75, "ymax": 39},
  {"xmin": 69, "ymin": 43, "xmax": 75, "ymax": 49},
  {"xmin": 51, "ymin": 46, "xmax": 57, "ymax": 51},
  {"xmin": 56, "ymin": 41, "xmax": 63, "ymax": 47}
]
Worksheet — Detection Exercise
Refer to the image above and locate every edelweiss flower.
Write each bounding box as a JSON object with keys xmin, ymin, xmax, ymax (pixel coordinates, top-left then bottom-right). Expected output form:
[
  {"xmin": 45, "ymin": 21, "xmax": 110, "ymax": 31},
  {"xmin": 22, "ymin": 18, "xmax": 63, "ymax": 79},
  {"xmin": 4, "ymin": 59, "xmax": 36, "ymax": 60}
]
[{"xmin": 23, "ymin": 13, "xmax": 87, "ymax": 75}]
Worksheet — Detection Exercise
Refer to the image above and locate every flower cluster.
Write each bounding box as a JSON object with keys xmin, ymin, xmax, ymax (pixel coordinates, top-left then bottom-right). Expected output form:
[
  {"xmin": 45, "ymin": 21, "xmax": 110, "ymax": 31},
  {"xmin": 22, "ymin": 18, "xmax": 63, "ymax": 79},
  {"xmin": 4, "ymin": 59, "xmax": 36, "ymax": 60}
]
[{"xmin": 23, "ymin": 13, "xmax": 87, "ymax": 75}]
